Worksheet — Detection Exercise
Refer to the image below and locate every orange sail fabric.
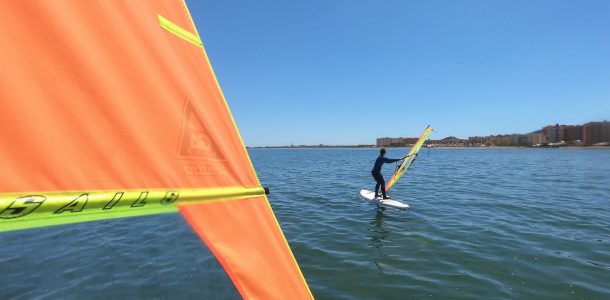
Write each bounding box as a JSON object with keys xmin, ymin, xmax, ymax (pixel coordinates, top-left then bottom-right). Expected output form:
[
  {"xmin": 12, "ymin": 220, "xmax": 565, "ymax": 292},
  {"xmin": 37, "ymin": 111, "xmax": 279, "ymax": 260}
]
[
  {"xmin": 0, "ymin": 1, "xmax": 311, "ymax": 298},
  {"xmin": 179, "ymin": 198, "xmax": 312, "ymax": 299}
]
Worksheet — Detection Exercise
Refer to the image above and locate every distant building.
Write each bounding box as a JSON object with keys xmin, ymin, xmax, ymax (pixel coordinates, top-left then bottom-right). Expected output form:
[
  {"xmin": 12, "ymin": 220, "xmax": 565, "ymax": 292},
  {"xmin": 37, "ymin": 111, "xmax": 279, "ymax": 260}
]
[
  {"xmin": 487, "ymin": 135, "xmax": 513, "ymax": 146},
  {"xmin": 542, "ymin": 124, "xmax": 583, "ymax": 144},
  {"xmin": 487, "ymin": 134, "xmax": 527, "ymax": 146},
  {"xmin": 468, "ymin": 136, "xmax": 486, "ymax": 146},
  {"xmin": 376, "ymin": 137, "xmax": 397, "ymax": 147},
  {"xmin": 376, "ymin": 121, "xmax": 608, "ymax": 148},
  {"xmin": 515, "ymin": 134, "xmax": 529, "ymax": 146},
  {"xmin": 527, "ymin": 133, "xmax": 548, "ymax": 145},
  {"xmin": 604, "ymin": 121, "xmax": 610, "ymax": 143},
  {"xmin": 376, "ymin": 137, "xmax": 418, "ymax": 147},
  {"xmin": 583, "ymin": 121, "xmax": 610, "ymax": 145},
  {"xmin": 485, "ymin": 135, "xmax": 496, "ymax": 146},
  {"xmin": 428, "ymin": 136, "xmax": 466, "ymax": 147},
  {"xmin": 544, "ymin": 124, "xmax": 565, "ymax": 143},
  {"xmin": 562, "ymin": 125, "xmax": 583, "ymax": 144},
  {"xmin": 583, "ymin": 123, "xmax": 599, "ymax": 145},
  {"xmin": 403, "ymin": 138, "xmax": 419, "ymax": 145}
]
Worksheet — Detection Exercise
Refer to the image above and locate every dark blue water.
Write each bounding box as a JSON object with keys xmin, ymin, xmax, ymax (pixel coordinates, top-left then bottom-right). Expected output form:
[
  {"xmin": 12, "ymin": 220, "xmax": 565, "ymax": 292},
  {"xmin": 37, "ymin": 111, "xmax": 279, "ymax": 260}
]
[{"xmin": 1, "ymin": 148, "xmax": 610, "ymax": 299}]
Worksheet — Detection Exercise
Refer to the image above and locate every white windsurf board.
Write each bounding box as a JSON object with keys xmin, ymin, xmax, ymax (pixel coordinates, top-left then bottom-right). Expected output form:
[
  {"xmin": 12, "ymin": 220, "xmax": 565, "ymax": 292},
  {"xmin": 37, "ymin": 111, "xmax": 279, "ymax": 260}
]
[{"xmin": 359, "ymin": 189, "xmax": 409, "ymax": 210}]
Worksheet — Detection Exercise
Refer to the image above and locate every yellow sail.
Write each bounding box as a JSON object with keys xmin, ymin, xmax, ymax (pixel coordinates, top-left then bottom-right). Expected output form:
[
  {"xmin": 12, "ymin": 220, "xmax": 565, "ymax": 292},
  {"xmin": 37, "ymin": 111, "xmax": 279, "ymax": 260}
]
[{"xmin": 386, "ymin": 126, "xmax": 433, "ymax": 190}]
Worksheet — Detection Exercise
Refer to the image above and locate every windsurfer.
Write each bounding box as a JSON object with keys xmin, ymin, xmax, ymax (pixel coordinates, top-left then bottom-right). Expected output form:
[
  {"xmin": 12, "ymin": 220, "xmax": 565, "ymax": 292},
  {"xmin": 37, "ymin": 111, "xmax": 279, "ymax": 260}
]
[{"xmin": 371, "ymin": 148, "xmax": 412, "ymax": 199}]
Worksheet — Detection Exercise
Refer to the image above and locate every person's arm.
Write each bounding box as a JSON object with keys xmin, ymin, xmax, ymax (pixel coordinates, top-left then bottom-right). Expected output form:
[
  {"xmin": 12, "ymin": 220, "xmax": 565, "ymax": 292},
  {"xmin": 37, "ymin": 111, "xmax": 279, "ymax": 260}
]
[{"xmin": 384, "ymin": 157, "xmax": 401, "ymax": 163}]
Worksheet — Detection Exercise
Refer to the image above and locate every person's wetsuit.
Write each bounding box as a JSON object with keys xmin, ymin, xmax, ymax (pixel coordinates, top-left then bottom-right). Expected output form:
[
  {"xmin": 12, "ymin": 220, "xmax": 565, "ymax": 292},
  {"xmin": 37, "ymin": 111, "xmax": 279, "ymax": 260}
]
[{"xmin": 371, "ymin": 155, "xmax": 401, "ymax": 199}]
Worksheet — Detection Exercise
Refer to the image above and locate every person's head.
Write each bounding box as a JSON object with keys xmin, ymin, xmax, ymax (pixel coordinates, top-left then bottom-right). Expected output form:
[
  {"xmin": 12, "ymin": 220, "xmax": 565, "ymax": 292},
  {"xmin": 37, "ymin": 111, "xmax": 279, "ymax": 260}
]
[{"xmin": 380, "ymin": 148, "xmax": 386, "ymax": 156}]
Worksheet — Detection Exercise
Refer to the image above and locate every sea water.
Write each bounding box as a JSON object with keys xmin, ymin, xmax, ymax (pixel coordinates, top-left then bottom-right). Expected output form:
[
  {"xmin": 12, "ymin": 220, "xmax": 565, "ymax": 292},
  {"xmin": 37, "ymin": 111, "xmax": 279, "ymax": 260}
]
[{"xmin": 1, "ymin": 148, "xmax": 609, "ymax": 299}]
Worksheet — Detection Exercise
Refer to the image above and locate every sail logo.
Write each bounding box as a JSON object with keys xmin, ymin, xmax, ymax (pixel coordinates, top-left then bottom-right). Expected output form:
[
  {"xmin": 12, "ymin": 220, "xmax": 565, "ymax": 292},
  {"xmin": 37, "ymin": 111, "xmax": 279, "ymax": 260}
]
[
  {"xmin": 182, "ymin": 163, "xmax": 229, "ymax": 176},
  {"xmin": 177, "ymin": 98, "xmax": 225, "ymax": 160},
  {"xmin": 189, "ymin": 130, "xmax": 212, "ymax": 153},
  {"xmin": 177, "ymin": 98, "xmax": 229, "ymax": 176}
]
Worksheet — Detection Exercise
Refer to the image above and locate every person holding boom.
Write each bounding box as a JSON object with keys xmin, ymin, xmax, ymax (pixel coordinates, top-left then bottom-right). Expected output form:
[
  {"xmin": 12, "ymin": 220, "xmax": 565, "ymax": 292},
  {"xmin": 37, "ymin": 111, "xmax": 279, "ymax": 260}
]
[{"xmin": 371, "ymin": 148, "xmax": 415, "ymax": 199}]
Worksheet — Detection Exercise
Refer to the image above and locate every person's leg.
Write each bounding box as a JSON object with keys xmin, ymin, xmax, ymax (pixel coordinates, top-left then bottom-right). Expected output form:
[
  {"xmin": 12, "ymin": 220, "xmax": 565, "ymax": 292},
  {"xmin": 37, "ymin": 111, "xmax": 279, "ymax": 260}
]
[
  {"xmin": 379, "ymin": 174, "xmax": 387, "ymax": 198},
  {"xmin": 372, "ymin": 172, "xmax": 382, "ymax": 197}
]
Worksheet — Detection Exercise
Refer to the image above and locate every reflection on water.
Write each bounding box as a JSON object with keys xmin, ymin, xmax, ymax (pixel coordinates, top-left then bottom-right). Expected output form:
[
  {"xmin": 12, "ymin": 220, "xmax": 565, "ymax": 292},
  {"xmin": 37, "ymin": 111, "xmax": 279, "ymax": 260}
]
[{"xmin": 368, "ymin": 209, "xmax": 388, "ymax": 249}]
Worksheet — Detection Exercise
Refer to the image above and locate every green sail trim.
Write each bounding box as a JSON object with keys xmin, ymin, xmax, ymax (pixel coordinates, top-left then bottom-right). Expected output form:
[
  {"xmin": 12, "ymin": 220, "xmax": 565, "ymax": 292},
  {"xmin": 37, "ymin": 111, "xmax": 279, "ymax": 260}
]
[{"xmin": 0, "ymin": 186, "xmax": 265, "ymax": 232}]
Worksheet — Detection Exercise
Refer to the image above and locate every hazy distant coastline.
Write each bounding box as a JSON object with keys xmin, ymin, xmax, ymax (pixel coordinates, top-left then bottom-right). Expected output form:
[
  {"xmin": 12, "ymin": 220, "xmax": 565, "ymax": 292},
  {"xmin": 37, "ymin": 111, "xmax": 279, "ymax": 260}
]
[{"xmin": 251, "ymin": 121, "xmax": 610, "ymax": 149}]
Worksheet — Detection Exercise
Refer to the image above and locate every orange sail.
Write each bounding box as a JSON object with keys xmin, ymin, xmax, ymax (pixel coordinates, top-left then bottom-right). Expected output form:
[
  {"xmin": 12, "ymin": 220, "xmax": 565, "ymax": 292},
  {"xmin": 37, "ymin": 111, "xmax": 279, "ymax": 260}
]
[{"xmin": 0, "ymin": 1, "xmax": 311, "ymax": 298}]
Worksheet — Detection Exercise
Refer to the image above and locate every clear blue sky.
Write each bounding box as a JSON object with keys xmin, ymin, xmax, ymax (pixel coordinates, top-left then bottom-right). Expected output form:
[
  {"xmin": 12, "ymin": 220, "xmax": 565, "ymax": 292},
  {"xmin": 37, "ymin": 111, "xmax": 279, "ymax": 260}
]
[{"xmin": 187, "ymin": 0, "xmax": 610, "ymax": 147}]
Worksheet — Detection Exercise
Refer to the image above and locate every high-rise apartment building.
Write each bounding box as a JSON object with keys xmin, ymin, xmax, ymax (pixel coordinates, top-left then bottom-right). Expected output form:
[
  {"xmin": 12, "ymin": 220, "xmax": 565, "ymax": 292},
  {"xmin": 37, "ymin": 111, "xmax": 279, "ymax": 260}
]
[
  {"xmin": 544, "ymin": 124, "xmax": 565, "ymax": 143},
  {"xmin": 583, "ymin": 121, "xmax": 610, "ymax": 145},
  {"xmin": 562, "ymin": 125, "xmax": 583, "ymax": 144}
]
